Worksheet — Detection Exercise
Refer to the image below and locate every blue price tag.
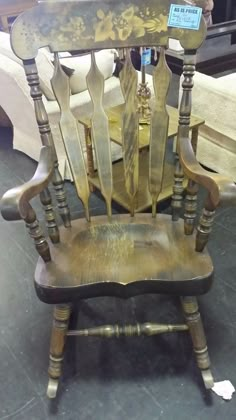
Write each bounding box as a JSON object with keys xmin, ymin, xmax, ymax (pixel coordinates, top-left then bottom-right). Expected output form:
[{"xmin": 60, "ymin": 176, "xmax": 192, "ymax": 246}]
[
  {"xmin": 141, "ymin": 49, "xmax": 151, "ymax": 66},
  {"xmin": 168, "ymin": 4, "xmax": 202, "ymax": 31}
]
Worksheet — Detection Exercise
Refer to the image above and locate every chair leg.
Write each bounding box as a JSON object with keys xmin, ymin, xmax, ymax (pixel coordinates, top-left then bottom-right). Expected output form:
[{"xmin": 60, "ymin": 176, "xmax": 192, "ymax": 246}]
[
  {"xmin": 181, "ymin": 296, "xmax": 214, "ymax": 390},
  {"xmin": 47, "ymin": 304, "xmax": 71, "ymax": 398}
]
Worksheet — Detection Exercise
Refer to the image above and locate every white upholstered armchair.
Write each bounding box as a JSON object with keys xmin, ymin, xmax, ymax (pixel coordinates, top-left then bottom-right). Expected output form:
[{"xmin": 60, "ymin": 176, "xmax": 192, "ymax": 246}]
[{"xmin": 191, "ymin": 71, "xmax": 236, "ymax": 181}]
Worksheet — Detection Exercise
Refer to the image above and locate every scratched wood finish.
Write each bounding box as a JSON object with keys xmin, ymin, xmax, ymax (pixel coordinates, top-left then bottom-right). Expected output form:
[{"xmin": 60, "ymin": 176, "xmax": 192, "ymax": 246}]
[
  {"xmin": 23, "ymin": 60, "xmax": 71, "ymax": 227},
  {"xmin": 67, "ymin": 322, "xmax": 188, "ymax": 337},
  {"xmin": 180, "ymin": 54, "xmax": 197, "ymax": 233},
  {"xmin": 184, "ymin": 179, "xmax": 199, "ymax": 235},
  {"xmin": 25, "ymin": 207, "xmax": 51, "ymax": 263},
  {"xmin": 40, "ymin": 187, "xmax": 60, "ymax": 244},
  {"xmin": 35, "ymin": 213, "xmax": 214, "ymax": 303},
  {"xmin": 51, "ymin": 54, "xmax": 90, "ymax": 221},
  {"xmin": 172, "ymin": 53, "xmax": 196, "ymax": 222},
  {"xmin": 89, "ymin": 149, "xmax": 188, "ymax": 213},
  {"xmin": 86, "ymin": 52, "xmax": 113, "ymax": 217},
  {"xmin": 1, "ymin": 146, "xmax": 53, "ymax": 261},
  {"xmin": 180, "ymin": 133, "xmax": 236, "ymax": 252},
  {"xmin": 120, "ymin": 50, "xmax": 139, "ymax": 216},
  {"xmin": 4, "ymin": 0, "xmax": 236, "ymax": 398},
  {"xmin": 149, "ymin": 48, "xmax": 171, "ymax": 217},
  {"xmin": 171, "ymin": 156, "xmax": 184, "ymax": 221},
  {"xmin": 178, "ymin": 54, "xmax": 197, "ymax": 139},
  {"xmin": 180, "ymin": 136, "xmax": 236, "ymax": 209},
  {"xmin": 177, "ymin": 52, "xmax": 236, "ymax": 249},
  {"xmin": 47, "ymin": 304, "xmax": 71, "ymax": 398},
  {"xmin": 184, "ymin": 128, "xmax": 199, "ymax": 235},
  {"xmin": 1, "ymin": 146, "xmax": 53, "ymax": 221},
  {"xmin": 196, "ymin": 208, "xmax": 215, "ymax": 252},
  {"xmin": 10, "ymin": 1, "xmax": 207, "ymax": 60},
  {"xmin": 181, "ymin": 296, "xmax": 214, "ymax": 389}
]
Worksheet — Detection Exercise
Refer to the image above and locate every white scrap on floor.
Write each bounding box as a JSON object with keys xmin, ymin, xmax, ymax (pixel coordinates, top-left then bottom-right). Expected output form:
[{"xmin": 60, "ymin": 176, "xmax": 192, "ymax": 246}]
[{"xmin": 212, "ymin": 381, "xmax": 235, "ymax": 401}]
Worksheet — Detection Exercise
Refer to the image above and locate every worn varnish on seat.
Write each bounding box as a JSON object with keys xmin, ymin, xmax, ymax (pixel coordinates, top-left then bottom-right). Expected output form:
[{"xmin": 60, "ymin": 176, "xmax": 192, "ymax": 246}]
[
  {"xmin": 2, "ymin": 0, "xmax": 236, "ymax": 400},
  {"xmin": 35, "ymin": 214, "xmax": 213, "ymax": 303}
]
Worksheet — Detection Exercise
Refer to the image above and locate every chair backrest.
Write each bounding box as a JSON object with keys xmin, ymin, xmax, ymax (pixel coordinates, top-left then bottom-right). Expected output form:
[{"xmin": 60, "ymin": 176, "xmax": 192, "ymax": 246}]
[{"xmin": 10, "ymin": 0, "xmax": 207, "ymax": 220}]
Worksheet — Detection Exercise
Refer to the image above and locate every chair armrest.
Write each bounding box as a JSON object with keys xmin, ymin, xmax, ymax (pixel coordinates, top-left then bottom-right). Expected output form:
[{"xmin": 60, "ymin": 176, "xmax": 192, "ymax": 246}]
[
  {"xmin": 1, "ymin": 146, "xmax": 54, "ymax": 221},
  {"xmin": 179, "ymin": 136, "xmax": 236, "ymax": 209}
]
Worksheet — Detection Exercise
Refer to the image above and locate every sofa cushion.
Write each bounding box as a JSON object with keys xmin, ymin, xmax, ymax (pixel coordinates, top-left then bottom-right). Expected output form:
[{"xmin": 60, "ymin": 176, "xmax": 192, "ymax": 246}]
[
  {"xmin": 0, "ymin": 32, "xmax": 116, "ymax": 99},
  {"xmin": 60, "ymin": 49, "xmax": 116, "ymax": 94},
  {"xmin": 0, "ymin": 31, "xmax": 56, "ymax": 99},
  {"xmin": 187, "ymin": 70, "xmax": 236, "ymax": 180}
]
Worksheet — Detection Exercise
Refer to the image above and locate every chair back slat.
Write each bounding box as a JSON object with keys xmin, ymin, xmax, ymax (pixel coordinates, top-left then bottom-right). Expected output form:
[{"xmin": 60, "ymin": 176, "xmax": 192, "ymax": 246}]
[
  {"xmin": 86, "ymin": 52, "xmax": 113, "ymax": 217},
  {"xmin": 149, "ymin": 48, "xmax": 171, "ymax": 217},
  {"xmin": 120, "ymin": 50, "xmax": 139, "ymax": 216},
  {"xmin": 51, "ymin": 54, "xmax": 90, "ymax": 221},
  {"xmin": 10, "ymin": 1, "xmax": 207, "ymax": 220}
]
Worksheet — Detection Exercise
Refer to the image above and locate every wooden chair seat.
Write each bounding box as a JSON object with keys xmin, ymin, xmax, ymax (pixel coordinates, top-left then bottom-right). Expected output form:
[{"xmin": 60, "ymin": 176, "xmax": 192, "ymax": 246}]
[{"xmin": 35, "ymin": 214, "xmax": 213, "ymax": 304}]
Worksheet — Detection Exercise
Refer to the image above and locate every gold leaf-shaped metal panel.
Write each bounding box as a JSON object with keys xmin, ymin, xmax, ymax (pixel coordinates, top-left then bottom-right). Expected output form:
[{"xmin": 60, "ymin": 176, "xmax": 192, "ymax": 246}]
[
  {"xmin": 149, "ymin": 48, "xmax": 171, "ymax": 217},
  {"xmin": 120, "ymin": 50, "xmax": 139, "ymax": 216},
  {"xmin": 51, "ymin": 54, "xmax": 90, "ymax": 221},
  {"xmin": 86, "ymin": 52, "xmax": 113, "ymax": 217}
]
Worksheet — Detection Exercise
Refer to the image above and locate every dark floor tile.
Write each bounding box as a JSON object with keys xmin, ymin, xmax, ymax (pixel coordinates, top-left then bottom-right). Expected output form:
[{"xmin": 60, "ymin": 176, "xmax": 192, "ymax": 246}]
[
  {"xmin": 0, "ymin": 159, "xmax": 23, "ymax": 196},
  {"xmin": 0, "ymin": 339, "xmax": 38, "ymax": 418},
  {"xmin": 214, "ymin": 206, "xmax": 236, "ymax": 235},
  {"xmin": 2, "ymin": 309, "xmax": 52, "ymax": 398},
  {"xmin": 1, "ymin": 148, "xmax": 36, "ymax": 183},
  {"xmin": 207, "ymin": 222, "xmax": 236, "ymax": 280},
  {"xmin": 11, "ymin": 400, "xmax": 49, "ymax": 420}
]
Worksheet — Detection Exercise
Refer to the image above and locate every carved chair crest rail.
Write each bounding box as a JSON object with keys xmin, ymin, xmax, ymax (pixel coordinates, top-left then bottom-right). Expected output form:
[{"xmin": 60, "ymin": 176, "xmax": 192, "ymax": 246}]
[{"xmin": 1, "ymin": 0, "xmax": 236, "ymax": 399}]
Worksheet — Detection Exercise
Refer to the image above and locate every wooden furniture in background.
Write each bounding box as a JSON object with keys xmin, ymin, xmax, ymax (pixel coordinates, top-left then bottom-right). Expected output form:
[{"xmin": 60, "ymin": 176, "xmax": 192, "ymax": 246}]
[
  {"xmin": 165, "ymin": 21, "xmax": 236, "ymax": 76},
  {"xmin": 80, "ymin": 104, "xmax": 204, "ymax": 212},
  {"xmin": 0, "ymin": 0, "xmax": 36, "ymax": 32},
  {"xmin": 213, "ymin": 0, "xmax": 235, "ymax": 23},
  {"xmin": 1, "ymin": 0, "xmax": 236, "ymax": 400}
]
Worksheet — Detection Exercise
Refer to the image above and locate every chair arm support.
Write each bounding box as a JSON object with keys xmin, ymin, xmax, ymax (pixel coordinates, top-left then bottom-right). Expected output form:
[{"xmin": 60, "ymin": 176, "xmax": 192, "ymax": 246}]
[
  {"xmin": 179, "ymin": 136, "xmax": 236, "ymax": 210},
  {"xmin": 1, "ymin": 146, "xmax": 54, "ymax": 221}
]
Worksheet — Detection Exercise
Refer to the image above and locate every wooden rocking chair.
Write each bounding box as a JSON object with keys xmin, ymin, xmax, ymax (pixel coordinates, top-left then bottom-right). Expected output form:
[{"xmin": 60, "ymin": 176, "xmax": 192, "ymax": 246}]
[{"xmin": 1, "ymin": 0, "xmax": 236, "ymax": 399}]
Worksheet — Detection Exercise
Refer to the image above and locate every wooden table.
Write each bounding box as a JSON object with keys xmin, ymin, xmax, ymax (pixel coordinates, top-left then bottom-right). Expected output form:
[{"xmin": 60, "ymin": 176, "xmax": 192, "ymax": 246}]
[{"xmin": 79, "ymin": 105, "xmax": 204, "ymax": 212}]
